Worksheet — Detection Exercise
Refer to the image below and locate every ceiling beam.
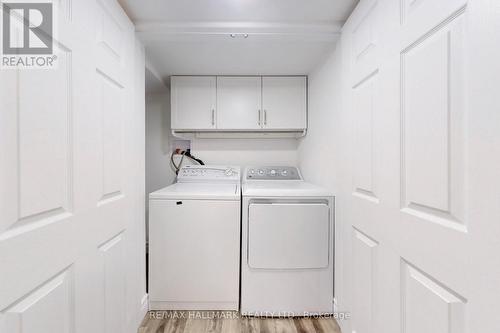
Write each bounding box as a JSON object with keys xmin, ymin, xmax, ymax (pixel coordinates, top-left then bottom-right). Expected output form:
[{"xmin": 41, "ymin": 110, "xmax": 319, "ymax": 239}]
[{"xmin": 135, "ymin": 20, "xmax": 343, "ymax": 36}]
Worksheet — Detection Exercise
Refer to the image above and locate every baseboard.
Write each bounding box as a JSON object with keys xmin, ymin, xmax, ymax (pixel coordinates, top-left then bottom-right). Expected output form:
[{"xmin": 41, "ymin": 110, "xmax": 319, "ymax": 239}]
[
  {"xmin": 140, "ymin": 294, "xmax": 149, "ymax": 320},
  {"xmin": 149, "ymin": 300, "xmax": 238, "ymax": 311}
]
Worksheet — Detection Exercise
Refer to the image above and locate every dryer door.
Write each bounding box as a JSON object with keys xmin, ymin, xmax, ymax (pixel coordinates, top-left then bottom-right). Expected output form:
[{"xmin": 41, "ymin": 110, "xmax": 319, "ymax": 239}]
[{"xmin": 248, "ymin": 202, "xmax": 330, "ymax": 269}]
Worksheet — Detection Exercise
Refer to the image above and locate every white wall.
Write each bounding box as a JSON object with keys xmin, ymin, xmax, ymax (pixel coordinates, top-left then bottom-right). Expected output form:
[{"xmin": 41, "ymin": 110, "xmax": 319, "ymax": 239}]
[
  {"xmin": 191, "ymin": 138, "xmax": 299, "ymax": 168},
  {"xmin": 298, "ymin": 44, "xmax": 343, "ymax": 191},
  {"xmin": 146, "ymin": 92, "xmax": 176, "ymax": 196},
  {"xmin": 297, "ymin": 43, "xmax": 348, "ymax": 323},
  {"xmin": 130, "ymin": 36, "xmax": 148, "ymax": 328}
]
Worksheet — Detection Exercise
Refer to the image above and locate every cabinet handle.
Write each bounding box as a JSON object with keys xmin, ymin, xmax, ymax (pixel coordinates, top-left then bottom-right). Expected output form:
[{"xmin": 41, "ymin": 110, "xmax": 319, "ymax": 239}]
[
  {"xmin": 258, "ymin": 109, "xmax": 261, "ymax": 126},
  {"xmin": 264, "ymin": 110, "xmax": 267, "ymax": 126},
  {"xmin": 211, "ymin": 109, "xmax": 215, "ymax": 126}
]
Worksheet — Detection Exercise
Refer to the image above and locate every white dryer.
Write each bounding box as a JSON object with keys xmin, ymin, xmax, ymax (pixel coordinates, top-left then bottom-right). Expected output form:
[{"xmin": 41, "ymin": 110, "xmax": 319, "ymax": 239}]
[
  {"xmin": 149, "ymin": 165, "xmax": 241, "ymax": 310},
  {"xmin": 241, "ymin": 166, "xmax": 334, "ymax": 316}
]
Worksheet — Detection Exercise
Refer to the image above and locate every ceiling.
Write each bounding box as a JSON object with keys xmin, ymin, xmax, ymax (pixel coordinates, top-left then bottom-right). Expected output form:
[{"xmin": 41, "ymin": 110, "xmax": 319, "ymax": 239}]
[{"xmin": 119, "ymin": 0, "xmax": 358, "ymax": 85}]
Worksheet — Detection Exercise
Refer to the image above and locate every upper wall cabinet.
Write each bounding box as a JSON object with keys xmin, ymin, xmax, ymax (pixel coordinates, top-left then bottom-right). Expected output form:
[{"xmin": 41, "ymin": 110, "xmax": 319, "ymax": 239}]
[
  {"xmin": 217, "ymin": 77, "xmax": 262, "ymax": 130},
  {"xmin": 171, "ymin": 76, "xmax": 216, "ymax": 130},
  {"xmin": 262, "ymin": 76, "xmax": 307, "ymax": 130},
  {"xmin": 171, "ymin": 75, "xmax": 307, "ymax": 136}
]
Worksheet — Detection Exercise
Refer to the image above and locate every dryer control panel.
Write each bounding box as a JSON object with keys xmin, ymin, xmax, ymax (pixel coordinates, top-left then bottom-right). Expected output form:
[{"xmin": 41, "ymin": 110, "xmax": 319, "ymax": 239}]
[{"xmin": 245, "ymin": 166, "xmax": 302, "ymax": 180}]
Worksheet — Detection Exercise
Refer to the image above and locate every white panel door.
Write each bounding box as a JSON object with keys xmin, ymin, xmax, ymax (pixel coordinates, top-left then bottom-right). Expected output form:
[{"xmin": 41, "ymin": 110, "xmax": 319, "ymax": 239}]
[
  {"xmin": 337, "ymin": 0, "xmax": 500, "ymax": 333},
  {"xmin": 171, "ymin": 76, "xmax": 216, "ymax": 130},
  {"xmin": 262, "ymin": 76, "xmax": 307, "ymax": 130},
  {"xmin": 0, "ymin": 1, "xmax": 146, "ymax": 333},
  {"xmin": 217, "ymin": 76, "xmax": 262, "ymax": 130}
]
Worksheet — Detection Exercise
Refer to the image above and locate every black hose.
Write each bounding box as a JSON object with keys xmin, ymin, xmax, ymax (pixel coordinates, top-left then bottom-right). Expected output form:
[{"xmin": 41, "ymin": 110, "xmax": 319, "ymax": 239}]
[{"xmin": 170, "ymin": 149, "xmax": 205, "ymax": 175}]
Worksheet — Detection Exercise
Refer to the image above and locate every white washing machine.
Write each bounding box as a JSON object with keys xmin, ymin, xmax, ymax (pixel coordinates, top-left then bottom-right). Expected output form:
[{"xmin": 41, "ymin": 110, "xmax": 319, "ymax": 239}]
[
  {"xmin": 241, "ymin": 166, "xmax": 335, "ymax": 316},
  {"xmin": 149, "ymin": 165, "xmax": 241, "ymax": 310}
]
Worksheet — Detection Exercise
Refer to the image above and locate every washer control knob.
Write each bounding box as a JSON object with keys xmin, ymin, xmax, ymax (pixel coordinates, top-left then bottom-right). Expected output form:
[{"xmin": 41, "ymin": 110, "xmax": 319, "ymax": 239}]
[
  {"xmin": 282, "ymin": 170, "xmax": 288, "ymax": 176},
  {"xmin": 270, "ymin": 169, "xmax": 276, "ymax": 176},
  {"xmin": 258, "ymin": 169, "xmax": 264, "ymax": 175}
]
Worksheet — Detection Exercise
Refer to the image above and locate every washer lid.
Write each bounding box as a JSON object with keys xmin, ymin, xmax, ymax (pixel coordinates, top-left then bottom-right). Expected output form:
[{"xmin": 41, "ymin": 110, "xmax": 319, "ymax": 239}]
[
  {"xmin": 242, "ymin": 181, "xmax": 333, "ymax": 197},
  {"xmin": 149, "ymin": 183, "xmax": 240, "ymax": 200}
]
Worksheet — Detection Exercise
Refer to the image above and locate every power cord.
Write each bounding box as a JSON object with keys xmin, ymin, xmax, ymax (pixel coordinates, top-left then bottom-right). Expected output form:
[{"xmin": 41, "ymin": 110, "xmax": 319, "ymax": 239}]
[{"xmin": 170, "ymin": 149, "xmax": 204, "ymax": 175}]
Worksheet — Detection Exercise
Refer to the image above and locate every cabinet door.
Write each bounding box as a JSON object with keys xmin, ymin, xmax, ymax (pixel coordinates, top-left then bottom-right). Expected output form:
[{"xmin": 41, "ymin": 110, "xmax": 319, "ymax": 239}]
[
  {"xmin": 262, "ymin": 76, "xmax": 307, "ymax": 130},
  {"xmin": 171, "ymin": 76, "xmax": 216, "ymax": 130},
  {"xmin": 217, "ymin": 76, "xmax": 262, "ymax": 130}
]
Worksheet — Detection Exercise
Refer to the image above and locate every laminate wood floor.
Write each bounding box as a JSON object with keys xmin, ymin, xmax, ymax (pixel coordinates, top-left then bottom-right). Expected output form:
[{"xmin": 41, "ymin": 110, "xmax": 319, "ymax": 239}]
[{"xmin": 139, "ymin": 311, "xmax": 342, "ymax": 333}]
